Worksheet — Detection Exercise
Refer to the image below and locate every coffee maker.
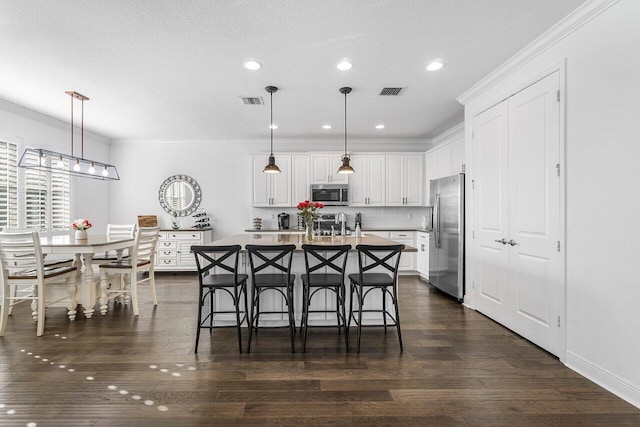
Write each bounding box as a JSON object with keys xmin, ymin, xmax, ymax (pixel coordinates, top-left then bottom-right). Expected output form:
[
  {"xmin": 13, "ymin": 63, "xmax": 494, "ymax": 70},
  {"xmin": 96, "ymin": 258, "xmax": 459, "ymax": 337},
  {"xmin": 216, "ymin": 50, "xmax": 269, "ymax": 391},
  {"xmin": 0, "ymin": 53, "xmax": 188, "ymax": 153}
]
[
  {"xmin": 354, "ymin": 212, "xmax": 362, "ymax": 229},
  {"xmin": 278, "ymin": 213, "xmax": 290, "ymax": 229}
]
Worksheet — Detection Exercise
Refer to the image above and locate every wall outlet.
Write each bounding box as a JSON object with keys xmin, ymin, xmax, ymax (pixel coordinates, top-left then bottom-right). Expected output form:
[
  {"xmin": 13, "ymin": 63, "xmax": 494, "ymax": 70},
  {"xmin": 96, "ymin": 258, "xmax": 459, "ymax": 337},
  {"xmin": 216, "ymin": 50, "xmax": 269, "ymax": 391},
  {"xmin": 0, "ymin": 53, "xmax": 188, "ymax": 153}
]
[
  {"xmin": 408, "ymin": 213, "xmax": 413, "ymax": 219},
  {"xmin": 270, "ymin": 213, "xmax": 276, "ymax": 220}
]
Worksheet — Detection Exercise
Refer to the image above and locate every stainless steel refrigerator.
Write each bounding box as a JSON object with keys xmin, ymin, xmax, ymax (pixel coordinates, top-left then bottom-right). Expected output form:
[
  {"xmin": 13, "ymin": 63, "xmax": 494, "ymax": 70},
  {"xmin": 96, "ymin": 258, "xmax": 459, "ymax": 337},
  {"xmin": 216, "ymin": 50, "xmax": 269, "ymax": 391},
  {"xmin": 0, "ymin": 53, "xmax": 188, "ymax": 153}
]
[{"xmin": 429, "ymin": 173, "xmax": 464, "ymax": 301}]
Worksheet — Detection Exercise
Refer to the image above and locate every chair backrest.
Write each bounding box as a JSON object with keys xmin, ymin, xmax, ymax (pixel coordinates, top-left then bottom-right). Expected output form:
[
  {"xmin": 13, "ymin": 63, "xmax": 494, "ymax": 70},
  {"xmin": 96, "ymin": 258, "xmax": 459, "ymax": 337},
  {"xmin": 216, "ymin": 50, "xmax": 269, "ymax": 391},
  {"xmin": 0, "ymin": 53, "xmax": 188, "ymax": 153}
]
[
  {"xmin": 355, "ymin": 244, "xmax": 404, "ymax": 282},
  {"xmin": 192, "ymin": 245, "xmax": 242, "ymax": 283},
  {"xmin": 245, "ymin": 244, "xmax": 296, "ymax": 281},
  {"xmin": 107, "ymin": 224, "xmax": 137, "ymax": 240},
  {"xmin": 137, "ymin": 215, "xmax": 158, "ymax": 227},
  {"xmin": 301, "ymin": 244, "xmax": 351, "ymax": 281},
  {"xmin": 131, "ymin": 227, "xmax": 160, "ymax": 265},
  {"xmin": 0, "ymin": 230, "xmax": 44, "ymax": 281}
]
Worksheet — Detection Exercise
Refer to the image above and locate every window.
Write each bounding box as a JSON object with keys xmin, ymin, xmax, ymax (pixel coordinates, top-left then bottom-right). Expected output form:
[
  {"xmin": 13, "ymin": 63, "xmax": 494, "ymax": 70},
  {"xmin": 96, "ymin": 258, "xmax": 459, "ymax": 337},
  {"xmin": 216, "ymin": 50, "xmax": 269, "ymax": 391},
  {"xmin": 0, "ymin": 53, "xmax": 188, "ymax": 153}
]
[
  {"xmin": 22, "ymin": 150, "xmax": 71, "ymax": 231},
  {"xmin": 0, "ymin": 140, "xmax": 18, "ymax": 229}
]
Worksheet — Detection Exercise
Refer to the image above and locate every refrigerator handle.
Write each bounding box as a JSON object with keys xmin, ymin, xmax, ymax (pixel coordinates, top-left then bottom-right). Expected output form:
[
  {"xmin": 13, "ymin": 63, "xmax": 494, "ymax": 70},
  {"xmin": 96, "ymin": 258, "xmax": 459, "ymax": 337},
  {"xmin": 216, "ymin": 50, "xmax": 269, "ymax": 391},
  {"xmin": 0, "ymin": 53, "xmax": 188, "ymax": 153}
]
[{"xmin": 434, "ymin": 193, "xmax": 441, "ymax": 248}]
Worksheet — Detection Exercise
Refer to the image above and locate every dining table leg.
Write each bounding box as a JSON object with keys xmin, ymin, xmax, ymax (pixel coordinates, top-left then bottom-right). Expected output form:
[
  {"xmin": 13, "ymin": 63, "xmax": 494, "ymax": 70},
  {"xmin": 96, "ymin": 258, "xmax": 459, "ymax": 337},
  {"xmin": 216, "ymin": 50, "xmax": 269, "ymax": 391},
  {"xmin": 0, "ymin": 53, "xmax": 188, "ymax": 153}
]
[{"xmin": 81, "ymin": 252, "xmax": 97, "ymax": 318}]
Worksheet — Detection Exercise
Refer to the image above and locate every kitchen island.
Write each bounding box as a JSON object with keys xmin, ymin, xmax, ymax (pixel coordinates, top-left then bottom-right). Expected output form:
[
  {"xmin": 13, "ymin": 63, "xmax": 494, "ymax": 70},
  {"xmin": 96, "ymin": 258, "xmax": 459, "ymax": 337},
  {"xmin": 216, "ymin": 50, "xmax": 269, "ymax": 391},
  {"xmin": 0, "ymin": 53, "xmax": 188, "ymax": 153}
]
[{"xmin": 204, "ymin": 233, "xmax": 416, "ymax": 326}]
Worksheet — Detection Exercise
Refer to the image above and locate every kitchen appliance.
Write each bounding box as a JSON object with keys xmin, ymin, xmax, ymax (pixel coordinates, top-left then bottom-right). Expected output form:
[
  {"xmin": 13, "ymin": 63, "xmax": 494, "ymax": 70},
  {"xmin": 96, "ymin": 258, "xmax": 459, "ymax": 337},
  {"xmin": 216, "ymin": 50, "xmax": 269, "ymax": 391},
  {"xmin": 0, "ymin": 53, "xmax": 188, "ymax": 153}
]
[
  {"xmin": 354, "ymin": 212, "xmax": 362, "ymax": 229},
  {"xmin": 278, "ymin": 213, "xmax": 290, "ymax": 229},
  {"xmin": 314, "ymin": 213, "xmax": 351, "ymax": 236},
  {"xmin": 310, "ymin": 184, "xmax": 349, "ymax": 206},
  {"xmin": 429, "ymin": 173, "xmax": 464, "ymax": 301}
]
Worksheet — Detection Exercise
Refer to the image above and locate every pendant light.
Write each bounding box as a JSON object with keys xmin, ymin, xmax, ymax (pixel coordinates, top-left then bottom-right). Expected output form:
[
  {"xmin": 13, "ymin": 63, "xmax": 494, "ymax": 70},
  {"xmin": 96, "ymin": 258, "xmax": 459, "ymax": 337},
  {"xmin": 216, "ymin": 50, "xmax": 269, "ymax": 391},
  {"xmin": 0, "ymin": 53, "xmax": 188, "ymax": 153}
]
[
  {"xmin": 18, "ymin": 91, "xmax": 120, "ymax": 180},
  {"xmin": 263, "ymin": 85, "xmax": 281, "ymax": 173},
  {"xmin": 337, "ymin": 86, "xmax": 355, "ymax": 174}
]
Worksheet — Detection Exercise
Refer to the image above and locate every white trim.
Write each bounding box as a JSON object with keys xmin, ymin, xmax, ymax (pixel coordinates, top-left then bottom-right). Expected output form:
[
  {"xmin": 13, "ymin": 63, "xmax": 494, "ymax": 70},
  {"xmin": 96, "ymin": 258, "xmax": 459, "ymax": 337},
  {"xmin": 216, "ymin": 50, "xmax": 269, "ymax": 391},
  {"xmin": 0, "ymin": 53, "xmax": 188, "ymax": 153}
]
[
  {"xmin": 566, "ymin": 351, "xmax": 640, "ymax": 409},
  {"xmin": 457, "ymin": 0, "xmax": 620, "ymax": 105},
  {"xmin": 431, "ymin": 123, "xmax": 464, "ymax": 147}
]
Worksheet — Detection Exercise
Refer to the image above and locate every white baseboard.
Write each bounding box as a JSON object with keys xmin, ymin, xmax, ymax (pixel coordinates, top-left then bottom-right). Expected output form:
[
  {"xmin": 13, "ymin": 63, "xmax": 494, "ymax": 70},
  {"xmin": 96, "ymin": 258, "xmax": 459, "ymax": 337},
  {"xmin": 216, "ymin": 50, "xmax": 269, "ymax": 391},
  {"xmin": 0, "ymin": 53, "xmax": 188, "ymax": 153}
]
[{"xmin": 565, "ymin": 350, "xmax": 640, "ymax": 409}]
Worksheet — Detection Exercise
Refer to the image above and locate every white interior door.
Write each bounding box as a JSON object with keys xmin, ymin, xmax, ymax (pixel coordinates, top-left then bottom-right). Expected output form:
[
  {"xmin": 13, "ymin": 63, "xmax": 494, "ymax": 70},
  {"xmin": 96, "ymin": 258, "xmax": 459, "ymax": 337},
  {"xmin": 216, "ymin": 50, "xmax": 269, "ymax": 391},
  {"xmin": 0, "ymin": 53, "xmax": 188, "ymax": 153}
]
[
  {"xmin": 472, "ymin": 101, "xmax": 511, "ymax": 326},
  {"xmin": 472, "ymin": 71, "xmax": 562, "ymax": 357},
  {"xmin": 507, "ymin": 71, "xmax": 561, "ymax": 355}
]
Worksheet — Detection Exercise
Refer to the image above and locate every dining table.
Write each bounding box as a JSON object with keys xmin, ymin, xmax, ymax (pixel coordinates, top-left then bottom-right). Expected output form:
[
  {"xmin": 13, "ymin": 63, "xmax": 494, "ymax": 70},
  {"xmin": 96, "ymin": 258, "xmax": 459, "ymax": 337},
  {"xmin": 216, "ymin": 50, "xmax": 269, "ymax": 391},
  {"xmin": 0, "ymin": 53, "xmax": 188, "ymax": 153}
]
[{"xmin": 40, "ymin": 234, "xmax": 135, "ymax": 319}]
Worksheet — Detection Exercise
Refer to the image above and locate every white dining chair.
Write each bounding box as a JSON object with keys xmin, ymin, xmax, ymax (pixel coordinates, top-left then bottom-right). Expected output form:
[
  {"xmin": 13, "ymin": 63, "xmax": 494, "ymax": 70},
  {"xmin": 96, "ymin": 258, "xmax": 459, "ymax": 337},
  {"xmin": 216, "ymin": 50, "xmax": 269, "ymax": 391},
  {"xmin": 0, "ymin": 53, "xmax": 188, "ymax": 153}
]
[
  {"xmin": 98, "ymin": 227, "xmax": 159, "ymax": 316},
  {"xmin": 0, "ymin": 230, "xmax": 78, "ymax": 337},
  {"xmin": 91, "ymin": 223, "xmax": 137, "ymax": 261}
]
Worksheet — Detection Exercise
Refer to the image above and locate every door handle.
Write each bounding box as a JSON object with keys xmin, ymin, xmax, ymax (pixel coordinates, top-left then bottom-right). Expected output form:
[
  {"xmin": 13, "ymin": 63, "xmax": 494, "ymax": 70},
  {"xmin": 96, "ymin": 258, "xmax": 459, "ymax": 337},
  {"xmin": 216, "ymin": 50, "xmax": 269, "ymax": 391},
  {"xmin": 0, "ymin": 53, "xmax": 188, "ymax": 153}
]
[
  {"xmin": 494, "ymin": 238, "xmax": 507, "ymax": 245},
  {"xmin": 508, "ymin": 239, "xmax": 518, "ymax": 246}
]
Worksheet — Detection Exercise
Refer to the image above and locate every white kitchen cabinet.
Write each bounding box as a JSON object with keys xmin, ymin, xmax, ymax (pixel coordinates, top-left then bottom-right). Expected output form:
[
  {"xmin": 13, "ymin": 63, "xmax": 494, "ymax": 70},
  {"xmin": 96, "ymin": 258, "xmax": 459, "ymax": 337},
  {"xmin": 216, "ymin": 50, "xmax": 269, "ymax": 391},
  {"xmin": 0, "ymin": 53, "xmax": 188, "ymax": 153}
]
[
  {"xmin": 155, "ymin": 229, "xmax": 213, "ymax": 271},
  {"xmin": 291, "ymin": 155, "xmax": 310, "ymax": 204},
  {"xmin": 251, "ymin": 155, "xmax": 291, "ymax": 207},
  {"xmin": 449, "ymin": 138, "xmax": 465, "ymax": 174},
  {"xmin": 349, "ymin": 154, "xmax": 385, "ymax": 206},
  {"xmin": 385, "ymin": 154, "xmax": 424, "ymax": 206},
  {"xmin": 434, "ymin": 144, "xmax": 451, "ymax": 178},
  {"xmin": 390, "ymin": 231, "xmax": 416, "ymax": 272},
  {"xmin": 416, "ymin": 231, "xmax": 429, "ymax": 279},
  {"xmin": 425, "ymin": 151, "xmax": 437, "ymax": 204},
  {"xmin": 310, "ymin": 153, "xmax": 348, "ymax": 184}
]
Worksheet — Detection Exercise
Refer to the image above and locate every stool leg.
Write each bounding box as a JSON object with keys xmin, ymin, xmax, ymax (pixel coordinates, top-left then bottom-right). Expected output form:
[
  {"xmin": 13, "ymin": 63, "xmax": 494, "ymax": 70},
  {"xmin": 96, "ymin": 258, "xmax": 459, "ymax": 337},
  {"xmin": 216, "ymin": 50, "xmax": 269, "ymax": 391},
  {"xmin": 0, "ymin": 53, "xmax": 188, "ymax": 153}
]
[
  {"xmin": 209, "ymin": 288, "xmax": 214, "ymax": 332},
  {"xmin": 341, "ymin": 283, "xmax": 349, "ymax": 352},
  {"xmin": 393, "ymin": 285, "xmax": 403, "ymax": 352},
  {"xmin": 247, "ymin": 284, "xmax": 256, "ymax": 353},
  {"xmin": 234, "ymin": 283, "xmax": 243, "ymax": 354},
  {"xmin": 302, "ymin": 284, "xmax": 309, "ymax": 353},
  {"xmin": 382, "ymin": 288, "xmax": 388, "ymax": 333},
  {"xmin": 288, "ymin": 284, "xmax": 295, "ymax": 353},
  {"xmin": 195, "ymin": 286, "xmax": 204, "ymax": 353},
  {"xmin": 356, "ymin": 284, "xmax": 363, "ymax": 353}
]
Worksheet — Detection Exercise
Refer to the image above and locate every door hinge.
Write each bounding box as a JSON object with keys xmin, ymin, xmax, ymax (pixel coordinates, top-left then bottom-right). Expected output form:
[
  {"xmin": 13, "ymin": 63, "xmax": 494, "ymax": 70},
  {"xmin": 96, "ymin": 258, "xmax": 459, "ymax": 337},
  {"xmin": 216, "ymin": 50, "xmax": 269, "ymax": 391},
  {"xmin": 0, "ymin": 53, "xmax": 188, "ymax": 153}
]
[
  {"xmin": 472, "ymin": 130, "xmax": 475, "ymax": 139},
  {"xmin": 472, "ymin": 280, "xmax": 476, "ymax": 289},
  {"xmin": 556, "ymin": 90, "xmax": 560, "ymax": 102},
  {"xmin": 471, "ymin": 179, "xmax": 475, "ymax": 189},
  {"xmin": 557, "ymin": 316, "xmax": 561, "ymax": 327},
  {"xmin": 556, "ymin": 163, "xmax": 560, "ymax": 177},
  {"xmin": 462, "ymin": 163, "xmax": 466, "ymax": 173},
  {"xmin": 472, "ymin": 230, "xmax": 475, "ymax": 238},
  {"xmin": 557, "ymin": 241, "xmax": 561, "ymax": 252}
]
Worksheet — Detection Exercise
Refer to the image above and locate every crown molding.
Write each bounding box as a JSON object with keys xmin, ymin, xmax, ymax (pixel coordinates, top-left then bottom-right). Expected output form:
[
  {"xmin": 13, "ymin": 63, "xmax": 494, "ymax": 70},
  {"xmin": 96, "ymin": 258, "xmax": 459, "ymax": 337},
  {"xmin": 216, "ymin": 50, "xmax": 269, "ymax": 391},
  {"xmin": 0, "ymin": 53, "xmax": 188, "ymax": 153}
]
[
  {"xmin": 431, "ymin": 122, "xmax": 464, "ymax": 147},
  {"xmin": 457, "ymin": 0, "xmax": 621, "ymax": 105}
]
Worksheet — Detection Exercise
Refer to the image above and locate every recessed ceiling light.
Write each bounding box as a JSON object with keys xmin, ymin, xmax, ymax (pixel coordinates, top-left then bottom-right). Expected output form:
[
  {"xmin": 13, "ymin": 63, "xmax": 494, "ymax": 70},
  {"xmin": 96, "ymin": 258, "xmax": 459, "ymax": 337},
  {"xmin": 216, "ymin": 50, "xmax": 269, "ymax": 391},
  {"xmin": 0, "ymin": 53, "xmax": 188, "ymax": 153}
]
[
  {"xmin": 244, "ymin": 60, "xmax": 261, "ymax": 70},
  {"xmin": 269, "ymin": 124, "xmax": 278, "ymax": 129},
  {"xmin": 426, "ymin": 60, "xmax": 443, "ymax": 71},
  {"xmin": 337, "ymin": 60, "xmax": 352, "ymax": 71},
  {"xmin": 375, "ymin": 124, "xmax": 385, "ymax": 129},
  {"xmin": 322, "ymin": 124, "xmax": 332, "ymax": 129}
]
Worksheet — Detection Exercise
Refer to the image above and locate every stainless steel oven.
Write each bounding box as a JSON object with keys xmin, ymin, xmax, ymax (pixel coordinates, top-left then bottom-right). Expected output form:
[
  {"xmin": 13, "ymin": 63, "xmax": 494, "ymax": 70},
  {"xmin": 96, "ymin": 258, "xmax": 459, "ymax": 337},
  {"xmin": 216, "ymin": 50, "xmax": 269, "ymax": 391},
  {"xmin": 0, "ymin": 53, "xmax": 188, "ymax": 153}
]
[{"xmin": 310, "ymin": 184, "xmax": 349, "ymax": 206}]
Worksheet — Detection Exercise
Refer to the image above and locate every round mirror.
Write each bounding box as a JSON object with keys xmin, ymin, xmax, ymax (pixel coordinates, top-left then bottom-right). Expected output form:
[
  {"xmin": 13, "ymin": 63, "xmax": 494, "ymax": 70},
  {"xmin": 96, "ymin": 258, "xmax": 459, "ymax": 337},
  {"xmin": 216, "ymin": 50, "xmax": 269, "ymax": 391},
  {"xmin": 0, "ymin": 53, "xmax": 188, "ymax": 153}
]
[{"xmin": 158, "ymin": 174, "xmax": 202, "ymax": 217}]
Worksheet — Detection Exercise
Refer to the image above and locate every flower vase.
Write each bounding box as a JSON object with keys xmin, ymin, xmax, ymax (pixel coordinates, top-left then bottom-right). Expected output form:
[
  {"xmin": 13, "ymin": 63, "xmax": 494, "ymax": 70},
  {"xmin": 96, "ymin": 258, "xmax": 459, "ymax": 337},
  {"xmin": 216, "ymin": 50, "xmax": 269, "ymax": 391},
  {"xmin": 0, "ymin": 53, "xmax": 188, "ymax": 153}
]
[
  {"xmin": 305, "ymin": 223, "xmax": 314, "ymax": 242},
  {"xmin": 75, "ymin": 230, "xmax": 88, "ymax": 240}
]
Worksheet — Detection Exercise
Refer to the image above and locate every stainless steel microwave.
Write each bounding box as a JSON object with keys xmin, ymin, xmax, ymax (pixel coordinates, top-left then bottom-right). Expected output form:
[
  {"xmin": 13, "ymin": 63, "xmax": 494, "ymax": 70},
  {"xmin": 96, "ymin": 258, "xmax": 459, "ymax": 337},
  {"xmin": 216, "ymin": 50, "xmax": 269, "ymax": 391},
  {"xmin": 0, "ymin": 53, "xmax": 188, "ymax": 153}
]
[{"xmin": 310, "ymin": 184, "xmax": 349, "ymax": 206}]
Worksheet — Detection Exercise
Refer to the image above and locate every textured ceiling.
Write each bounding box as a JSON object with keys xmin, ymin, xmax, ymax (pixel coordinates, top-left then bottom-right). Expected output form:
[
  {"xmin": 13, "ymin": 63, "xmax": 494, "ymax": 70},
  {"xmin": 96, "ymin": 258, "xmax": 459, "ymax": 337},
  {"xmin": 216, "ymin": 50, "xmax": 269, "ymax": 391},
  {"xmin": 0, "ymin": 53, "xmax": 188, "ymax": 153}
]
[{"xmin": 0, "ymin": 0, "xmax": 585, "ymax": 141}]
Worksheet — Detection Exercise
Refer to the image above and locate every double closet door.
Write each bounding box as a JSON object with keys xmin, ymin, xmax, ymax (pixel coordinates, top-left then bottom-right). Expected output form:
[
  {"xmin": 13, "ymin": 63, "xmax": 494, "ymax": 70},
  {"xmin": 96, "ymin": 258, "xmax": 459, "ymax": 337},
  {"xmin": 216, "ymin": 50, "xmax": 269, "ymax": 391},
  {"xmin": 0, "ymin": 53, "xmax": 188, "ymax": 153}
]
[{"xmin": 472, "ymin": 71, "xmax": 562, "ymax": 356}]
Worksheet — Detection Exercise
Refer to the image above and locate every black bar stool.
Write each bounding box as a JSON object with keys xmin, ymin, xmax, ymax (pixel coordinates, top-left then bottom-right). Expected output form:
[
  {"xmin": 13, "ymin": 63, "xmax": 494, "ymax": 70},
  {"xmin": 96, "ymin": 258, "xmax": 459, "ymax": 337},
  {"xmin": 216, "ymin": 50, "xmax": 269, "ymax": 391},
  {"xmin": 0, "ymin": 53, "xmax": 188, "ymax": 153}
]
[
  {"xmin": 301, "ymin": 244, "xmax": 351, "ymax": 353},
  {"xmin": 348, "ymin": 244, "xmax": 405, "ymax": 353},
  {"xmin": 245, "ymin": 244, "xmax": 297, "ymax": 353},
  {"xmin": 192, "ymin": 245, "xmax": 248, "ymax": 353}
]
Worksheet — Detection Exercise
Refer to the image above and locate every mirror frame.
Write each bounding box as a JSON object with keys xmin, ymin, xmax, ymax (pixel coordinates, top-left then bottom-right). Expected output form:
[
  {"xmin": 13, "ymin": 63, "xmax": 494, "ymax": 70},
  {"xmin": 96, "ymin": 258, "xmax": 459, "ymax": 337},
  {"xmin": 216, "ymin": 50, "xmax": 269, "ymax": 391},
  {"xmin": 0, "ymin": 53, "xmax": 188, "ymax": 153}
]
[{"xmin": 158, "ymin": 174, "xmax": 202, "ymax": 217}]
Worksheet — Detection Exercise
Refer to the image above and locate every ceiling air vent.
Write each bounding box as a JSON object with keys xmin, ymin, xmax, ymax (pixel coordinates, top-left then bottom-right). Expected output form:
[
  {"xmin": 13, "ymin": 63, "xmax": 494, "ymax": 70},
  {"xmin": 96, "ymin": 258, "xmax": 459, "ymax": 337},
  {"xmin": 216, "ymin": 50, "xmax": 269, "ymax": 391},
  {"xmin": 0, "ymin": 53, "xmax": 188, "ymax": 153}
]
[
  {"xmin": 379, "ymin": 87, "xmax": 404, "ymax": 96},
  {"xmin": 239, "ymin": 96, "xmax": 264, "ymax": 105}
]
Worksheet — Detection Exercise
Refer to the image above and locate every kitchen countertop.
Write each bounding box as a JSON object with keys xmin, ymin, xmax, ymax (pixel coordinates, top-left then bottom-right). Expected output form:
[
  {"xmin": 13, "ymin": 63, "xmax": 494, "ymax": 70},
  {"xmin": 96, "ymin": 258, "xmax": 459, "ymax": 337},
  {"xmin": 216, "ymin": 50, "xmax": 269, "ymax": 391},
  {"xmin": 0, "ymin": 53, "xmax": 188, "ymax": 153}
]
[
  {"xmin": 244, "ymin": 227, "xmax": 430, "ymax": 233},
  {"xmin": 213, "ymin": 233, "xmax": 417, "ymax": 252}
]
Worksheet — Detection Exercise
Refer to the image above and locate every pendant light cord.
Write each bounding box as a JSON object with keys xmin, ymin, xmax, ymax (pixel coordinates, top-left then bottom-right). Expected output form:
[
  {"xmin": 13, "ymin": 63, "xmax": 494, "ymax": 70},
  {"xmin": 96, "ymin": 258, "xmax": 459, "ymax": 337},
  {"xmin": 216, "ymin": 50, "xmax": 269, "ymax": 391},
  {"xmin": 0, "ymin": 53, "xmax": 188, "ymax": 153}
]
[
  {"xmin": 81, "ymin": 97, "xmax": 84, "ymax": 159},
  {"xmin": 70, "ymin": 95, "xmax": 74, "ymax": 157},
  {"xmin": 344, "ymin": 91, "xmax": 348, "ymax": 157},
  {"xmin": 270, "ymin": 91, "xmax": 274, "ymax": 156}
]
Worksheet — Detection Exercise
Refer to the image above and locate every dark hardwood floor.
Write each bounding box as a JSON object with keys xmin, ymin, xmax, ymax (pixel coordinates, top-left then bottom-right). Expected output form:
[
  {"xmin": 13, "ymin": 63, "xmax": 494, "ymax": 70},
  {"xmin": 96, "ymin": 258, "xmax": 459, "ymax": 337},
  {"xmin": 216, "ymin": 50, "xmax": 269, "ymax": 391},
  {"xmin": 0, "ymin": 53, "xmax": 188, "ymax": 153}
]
[{"xmin": 1, "ymin": 273, "xmax": 638, "ymax": 426}]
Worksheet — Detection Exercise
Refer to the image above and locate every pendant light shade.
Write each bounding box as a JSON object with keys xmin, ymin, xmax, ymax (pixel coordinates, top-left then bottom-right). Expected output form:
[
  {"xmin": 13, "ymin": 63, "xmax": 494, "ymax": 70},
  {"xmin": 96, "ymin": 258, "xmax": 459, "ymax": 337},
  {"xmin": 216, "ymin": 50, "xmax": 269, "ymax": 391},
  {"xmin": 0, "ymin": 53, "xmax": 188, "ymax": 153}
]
[
  {"xmin": 263, "ymin": 85, "xmax": 281, "ymax": 174},
  {"xmin": 337, "ymin": 86, "xmax": 355, "ymax": 174},
  {"xmin": 18, "ymin": 91, "xmax": 120, "ymax": 180}
]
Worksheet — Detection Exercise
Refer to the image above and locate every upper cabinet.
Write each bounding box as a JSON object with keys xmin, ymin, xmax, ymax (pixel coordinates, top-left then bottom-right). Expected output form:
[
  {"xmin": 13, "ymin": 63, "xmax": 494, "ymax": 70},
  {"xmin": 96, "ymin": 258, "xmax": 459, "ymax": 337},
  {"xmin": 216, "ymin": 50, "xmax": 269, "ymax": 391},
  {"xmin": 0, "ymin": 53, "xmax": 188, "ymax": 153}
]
[
  {"xmin": 349, "ymin": 154, "xmax": 385, "ymax": 206},
  {"xmin": 310, "ymin": 153, "xmax": 348, "ymax": 184},
  {"xmin": 291, "ymin": 155, "xmax": 310, "ymax": 204},
  {"xmin": 425, "ymin": 132, "xmax": 466, "ymax": 203},
  {"xmin": 386, "ymin": 154, "xmax": 424, "ymax": 206},
  {"xmin": 251, "ymin": 155, "xmax": 291, "ymax": 207}
]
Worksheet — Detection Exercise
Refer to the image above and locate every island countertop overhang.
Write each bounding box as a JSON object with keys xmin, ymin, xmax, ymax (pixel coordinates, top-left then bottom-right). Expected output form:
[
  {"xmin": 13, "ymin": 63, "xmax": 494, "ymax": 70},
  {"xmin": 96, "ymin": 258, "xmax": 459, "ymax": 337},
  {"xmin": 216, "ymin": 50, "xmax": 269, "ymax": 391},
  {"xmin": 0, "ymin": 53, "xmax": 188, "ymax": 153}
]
[{"xmin": 206, "ymin": 233, "xmax": 417, "ymax": 252}]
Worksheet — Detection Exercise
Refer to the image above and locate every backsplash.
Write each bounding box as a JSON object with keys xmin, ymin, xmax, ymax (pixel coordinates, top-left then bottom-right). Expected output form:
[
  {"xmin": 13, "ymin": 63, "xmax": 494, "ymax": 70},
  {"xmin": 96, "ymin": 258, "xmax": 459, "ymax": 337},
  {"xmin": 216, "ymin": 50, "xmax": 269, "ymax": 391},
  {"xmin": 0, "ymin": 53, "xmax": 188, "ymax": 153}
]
[{"xmin": 250, "ymin": 206, "xmax": 430, "ymax": 230}]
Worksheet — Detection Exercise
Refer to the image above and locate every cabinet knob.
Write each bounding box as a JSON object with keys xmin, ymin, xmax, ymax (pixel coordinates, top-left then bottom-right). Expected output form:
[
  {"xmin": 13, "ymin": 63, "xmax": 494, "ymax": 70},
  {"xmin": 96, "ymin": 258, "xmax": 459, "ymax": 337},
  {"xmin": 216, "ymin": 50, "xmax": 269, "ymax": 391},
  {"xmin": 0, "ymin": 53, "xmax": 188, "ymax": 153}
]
[
  {"xmin": 494, "ymin": 238, "xmax": 507, "ymax": 245},
  {"xmin": 508, "ymin": 239, "xmax": 518, "ymax": 246}
]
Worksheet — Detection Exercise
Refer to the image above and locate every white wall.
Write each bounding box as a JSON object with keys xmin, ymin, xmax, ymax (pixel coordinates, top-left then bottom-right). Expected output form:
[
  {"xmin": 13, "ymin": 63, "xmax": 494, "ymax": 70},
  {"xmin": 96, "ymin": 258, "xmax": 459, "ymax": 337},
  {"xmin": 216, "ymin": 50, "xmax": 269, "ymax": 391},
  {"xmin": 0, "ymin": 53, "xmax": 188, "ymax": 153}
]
[
  {"xmin": 459, "ymin": 0, "xmax": 640, "ymax": 406},
  {"xmin": 0, "ymin": 98, "xmax": 112, "ymax": 232},
  {"xmin": 109, "ymin": 139, "xmax": 429, "ymax": 238}
]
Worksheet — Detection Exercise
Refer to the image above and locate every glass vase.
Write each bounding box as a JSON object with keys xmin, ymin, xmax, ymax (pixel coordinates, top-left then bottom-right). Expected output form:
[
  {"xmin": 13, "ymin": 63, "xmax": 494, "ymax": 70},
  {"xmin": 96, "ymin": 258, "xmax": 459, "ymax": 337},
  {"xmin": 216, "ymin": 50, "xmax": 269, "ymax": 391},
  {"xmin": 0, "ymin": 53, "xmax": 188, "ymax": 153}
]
[{"xmin": 305, "ymin": 223, "xmax": 314, "ymax": 242}]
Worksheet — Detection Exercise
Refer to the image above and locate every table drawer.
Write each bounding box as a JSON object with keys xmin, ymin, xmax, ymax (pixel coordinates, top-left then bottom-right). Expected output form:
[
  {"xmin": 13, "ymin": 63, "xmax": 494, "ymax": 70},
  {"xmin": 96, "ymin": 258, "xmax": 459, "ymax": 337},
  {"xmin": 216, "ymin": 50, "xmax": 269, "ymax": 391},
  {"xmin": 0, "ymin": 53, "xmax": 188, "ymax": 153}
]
[
  {"xmin": 157, "ymin": 249, "xmax": 177, "ymax": 258},
  {"xmin": 158, "ymin": 240, "xmax": 177, "ymax": 249},
  {"xmin": 167, "ymin": 232, "xmax": 203, "ymax": 240},
  {"xmin": 390, "ymin": 231, "xmax": 414, "ymax": 240},
  {"xmin": 158, "ymin": 258, "xmax": 177, "ymax": 267}
]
